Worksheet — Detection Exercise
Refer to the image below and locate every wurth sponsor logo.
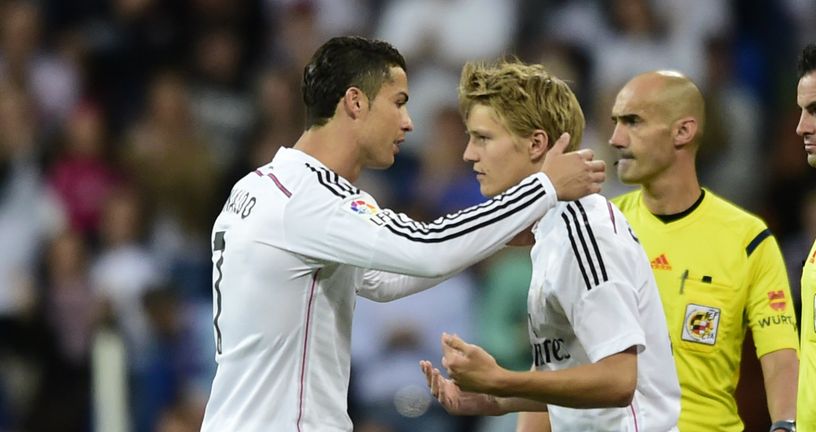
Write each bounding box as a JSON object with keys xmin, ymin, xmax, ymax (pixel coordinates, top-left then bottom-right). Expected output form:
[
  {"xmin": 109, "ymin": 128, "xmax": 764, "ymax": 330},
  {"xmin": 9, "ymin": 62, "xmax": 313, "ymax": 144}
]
[
  {"xmin": 758, "ymin": 314, "xmax": 796, "ymax": 329},
  {"xmin": 650, "ymin": 254, "xmax": 672, "ymax": 270}
]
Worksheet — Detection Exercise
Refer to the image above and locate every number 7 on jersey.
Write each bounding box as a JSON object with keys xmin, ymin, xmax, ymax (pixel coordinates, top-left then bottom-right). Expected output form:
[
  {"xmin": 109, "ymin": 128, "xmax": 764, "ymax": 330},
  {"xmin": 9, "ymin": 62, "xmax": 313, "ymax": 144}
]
[{"xmin": 213, "ymin": 231, "xmax": 226, "ymax": 354}]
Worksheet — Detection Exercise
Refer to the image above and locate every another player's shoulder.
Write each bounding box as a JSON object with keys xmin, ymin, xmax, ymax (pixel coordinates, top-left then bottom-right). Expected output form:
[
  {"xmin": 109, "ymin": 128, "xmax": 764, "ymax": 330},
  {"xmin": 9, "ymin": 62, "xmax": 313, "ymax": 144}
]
[
  {"xmin": 555, "ymin": 194, "xmax": 619, "ymax": 237},
  {"xmin": 702, "ymin": 190, "xmax": 770, "ymax": 240},
  {"xmin": 703, "ymin": 190, "xmax": 766, "ymax": 227},
  {"xmin": 563, "ymin": 194, "xmax": 618, "ymax": 224}
]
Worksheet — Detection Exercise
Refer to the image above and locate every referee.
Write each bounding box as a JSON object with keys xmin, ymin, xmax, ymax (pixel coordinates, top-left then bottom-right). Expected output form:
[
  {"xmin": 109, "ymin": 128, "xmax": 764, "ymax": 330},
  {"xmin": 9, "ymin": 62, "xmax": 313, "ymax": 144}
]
[{"xmin": 610, "ymin": 71, "xmax": 800, "ymax": 432}]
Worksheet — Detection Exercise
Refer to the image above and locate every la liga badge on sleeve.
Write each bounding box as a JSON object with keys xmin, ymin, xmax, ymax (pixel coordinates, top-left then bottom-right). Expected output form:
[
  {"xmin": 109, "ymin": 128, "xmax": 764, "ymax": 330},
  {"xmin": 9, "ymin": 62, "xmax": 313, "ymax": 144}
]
[{"xmin": 682, "ymin": 303, "xmax": 721, "ymax": 345}]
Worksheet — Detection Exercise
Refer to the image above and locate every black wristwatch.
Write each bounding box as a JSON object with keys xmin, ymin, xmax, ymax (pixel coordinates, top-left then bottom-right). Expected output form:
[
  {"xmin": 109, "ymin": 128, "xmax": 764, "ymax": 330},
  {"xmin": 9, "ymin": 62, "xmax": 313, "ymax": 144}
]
[{"xmin": 770, "ymin": 419, "xmax": 796, "ymax": 432}]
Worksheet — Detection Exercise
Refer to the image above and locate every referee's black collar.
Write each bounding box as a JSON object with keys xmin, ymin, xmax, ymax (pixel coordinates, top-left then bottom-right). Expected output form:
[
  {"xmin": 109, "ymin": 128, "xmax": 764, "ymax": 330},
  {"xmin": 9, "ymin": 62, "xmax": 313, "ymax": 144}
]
[{"xmin": 653, "ymin": 189, "xmax": 705, "ymax": 224}]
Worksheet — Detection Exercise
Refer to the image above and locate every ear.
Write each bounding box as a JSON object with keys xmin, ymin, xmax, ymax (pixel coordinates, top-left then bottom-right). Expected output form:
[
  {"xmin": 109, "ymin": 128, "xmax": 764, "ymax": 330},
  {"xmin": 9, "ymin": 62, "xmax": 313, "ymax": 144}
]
[
  {"xmin": 529, "ymin": 130, "xmax": 549, "ymax": 162},
  {"xmin": 672, "ymin": 117, "xmax": 698, "ymax": 149},
  {"xmin": 341, "ymin": 87, "xmax": 368, "ymax": 120}
]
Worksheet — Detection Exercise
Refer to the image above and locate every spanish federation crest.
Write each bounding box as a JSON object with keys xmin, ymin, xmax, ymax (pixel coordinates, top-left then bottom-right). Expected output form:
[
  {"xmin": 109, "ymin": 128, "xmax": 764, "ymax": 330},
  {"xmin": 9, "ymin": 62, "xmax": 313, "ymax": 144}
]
[{"xmin": 682, "ymin": 303, "xmax": 721, "ymax": 345}]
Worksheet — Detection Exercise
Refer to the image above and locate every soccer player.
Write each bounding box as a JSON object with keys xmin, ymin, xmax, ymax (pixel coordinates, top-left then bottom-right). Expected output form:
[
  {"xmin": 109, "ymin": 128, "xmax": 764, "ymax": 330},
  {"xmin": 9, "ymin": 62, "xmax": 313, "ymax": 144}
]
[
  {"xmin": 420, "ymin": 60, "xmax": 680, "ymax": 432},
  {"xmin": 796, "ymin": 42, "xmax": 816, "ymax": 432},
  {"xmin": 610, "ymin": 71, "xmax": 800, "ymax": 432},
  {"xmin": 199, "ymin": 36, "xmax": 605, "ymax": 432}
]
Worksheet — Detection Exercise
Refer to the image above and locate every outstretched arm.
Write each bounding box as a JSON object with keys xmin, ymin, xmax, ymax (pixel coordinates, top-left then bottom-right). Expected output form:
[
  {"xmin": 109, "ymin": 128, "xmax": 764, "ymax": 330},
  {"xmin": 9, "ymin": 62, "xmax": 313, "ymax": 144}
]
[
  {"xmin": 285, "ymin": 133, "xmax": 606, "ymax": 278},
  {"xmin": 440, "ymin": 333, "xmax": 637, "ymax": 408}
]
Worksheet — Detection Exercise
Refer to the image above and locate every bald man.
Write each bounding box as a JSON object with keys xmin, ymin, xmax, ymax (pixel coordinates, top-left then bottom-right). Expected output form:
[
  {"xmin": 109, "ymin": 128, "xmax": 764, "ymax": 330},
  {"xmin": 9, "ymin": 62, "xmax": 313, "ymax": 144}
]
[{"xmin": 609, "ymin": 71, "xmax": 800, "ymax": 432}]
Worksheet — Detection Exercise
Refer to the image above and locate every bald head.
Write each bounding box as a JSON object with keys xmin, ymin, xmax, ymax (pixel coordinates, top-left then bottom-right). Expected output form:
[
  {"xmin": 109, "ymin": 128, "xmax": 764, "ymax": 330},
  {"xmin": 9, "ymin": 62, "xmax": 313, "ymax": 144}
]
[{"xmin": 619, "ymin": 71, "xmax": 706, "ymax": 140}]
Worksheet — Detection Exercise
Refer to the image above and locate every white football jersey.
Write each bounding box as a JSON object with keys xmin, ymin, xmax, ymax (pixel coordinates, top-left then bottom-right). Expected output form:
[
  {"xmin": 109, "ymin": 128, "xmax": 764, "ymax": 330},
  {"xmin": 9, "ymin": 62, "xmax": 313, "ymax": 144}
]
[
  {"xmin": 527, "ymin": 195, "xmax": 680, "ymax": 432},
  {"xmin": 200, "ymin": 147, "xmax": 559, "ymax": 431}
]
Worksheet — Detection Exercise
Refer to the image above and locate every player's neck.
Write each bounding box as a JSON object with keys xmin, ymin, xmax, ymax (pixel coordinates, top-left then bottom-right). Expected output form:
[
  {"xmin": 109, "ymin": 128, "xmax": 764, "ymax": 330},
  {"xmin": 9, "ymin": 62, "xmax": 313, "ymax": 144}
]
[
  {"xmin": 640, "ymin": 167, "xmax": 701, "ymax": 216},
  {"xmin": 294, "ymin": 124, "xmax": 362, "ymax": 182}
]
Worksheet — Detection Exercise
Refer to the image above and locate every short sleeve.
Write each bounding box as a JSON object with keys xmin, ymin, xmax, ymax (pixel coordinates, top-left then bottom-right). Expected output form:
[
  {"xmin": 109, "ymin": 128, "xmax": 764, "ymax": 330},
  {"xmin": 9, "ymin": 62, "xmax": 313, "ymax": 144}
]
[{"xmin": 745, "ymin": 229, "xmax": 800, "ymax": 357}]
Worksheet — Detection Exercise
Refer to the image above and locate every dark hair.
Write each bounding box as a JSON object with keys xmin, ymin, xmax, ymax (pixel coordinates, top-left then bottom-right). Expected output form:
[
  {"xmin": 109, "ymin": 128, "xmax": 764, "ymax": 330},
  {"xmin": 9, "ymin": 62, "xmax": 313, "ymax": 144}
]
[
  {"xmin": 302, "ymin": 36, "xmax": 406, "ymax": 129},
  {"xmin": 798, "ymin": 43, "xmax": 816, "ymax": 79}
]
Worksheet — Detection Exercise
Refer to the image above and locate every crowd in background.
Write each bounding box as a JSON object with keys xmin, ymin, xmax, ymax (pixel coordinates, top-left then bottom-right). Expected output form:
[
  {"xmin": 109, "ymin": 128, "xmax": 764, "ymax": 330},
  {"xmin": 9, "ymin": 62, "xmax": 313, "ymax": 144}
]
[{"xmin": 0, "ymin": 0, "xmax": 815, "ymax": 431}]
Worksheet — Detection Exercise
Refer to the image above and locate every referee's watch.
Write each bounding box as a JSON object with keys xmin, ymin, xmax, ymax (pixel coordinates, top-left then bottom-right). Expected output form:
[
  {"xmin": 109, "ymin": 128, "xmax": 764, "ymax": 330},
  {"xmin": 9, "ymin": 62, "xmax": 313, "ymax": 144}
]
[{"xmin": 770, "ymin": 419, "xmax": 796, "ymax": 432}]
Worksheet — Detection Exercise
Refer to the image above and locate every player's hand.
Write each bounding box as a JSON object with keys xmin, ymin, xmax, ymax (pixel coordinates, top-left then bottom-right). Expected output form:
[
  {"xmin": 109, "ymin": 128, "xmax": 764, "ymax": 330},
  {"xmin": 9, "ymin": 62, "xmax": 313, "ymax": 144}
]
[
  {"xmin": 440, "ymin": 333, "xmax": 507, "ymax": 395},
  {"xmin": 419, "ymin": 360, "xmax": 502, "ymax": 416},
  {"xmin": 507, "ymin": 224, "xmax": 535, "ymax": 246},
  {"xmin": 541, "ymin": 132, "xmax": 606, "ymax": 201}
]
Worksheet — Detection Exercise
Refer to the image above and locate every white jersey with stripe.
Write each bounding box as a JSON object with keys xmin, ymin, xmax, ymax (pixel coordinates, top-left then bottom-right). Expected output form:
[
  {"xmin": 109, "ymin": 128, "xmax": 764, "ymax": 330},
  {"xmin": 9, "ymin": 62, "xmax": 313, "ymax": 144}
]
[
  {"xmin": 527, "ymin": 195, "xmax": 680, "ymax": 432},
  {"xmin": 200, "ymin": 147, "xmax": 559, "ymax": 432}
]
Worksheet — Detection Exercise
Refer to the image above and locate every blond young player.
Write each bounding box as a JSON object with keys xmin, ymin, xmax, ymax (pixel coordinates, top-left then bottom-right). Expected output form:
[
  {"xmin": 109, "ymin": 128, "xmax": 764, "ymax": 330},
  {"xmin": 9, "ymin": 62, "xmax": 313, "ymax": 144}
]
[{"xmin": 420, "ymin": 60, "xmax": 680, "ymax": 432}]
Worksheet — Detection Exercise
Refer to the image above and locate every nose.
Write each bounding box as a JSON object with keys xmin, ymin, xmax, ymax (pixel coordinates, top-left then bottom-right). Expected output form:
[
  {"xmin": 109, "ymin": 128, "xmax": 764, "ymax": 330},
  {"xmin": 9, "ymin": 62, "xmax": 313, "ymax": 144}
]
[
  {"xmin": 462, "ymin": 138, "xmax": 478, "ymax": 163},
  {"xmin": 608, "ymin": 123, "xmax": 627, "ymax": 149},
  {"xmin": 402, "ymin": 110, "xmax": 414, "ymax": 132},
  {"xmin": 797, "ymin": 109, "xmax": 814, "ymax": 137}
]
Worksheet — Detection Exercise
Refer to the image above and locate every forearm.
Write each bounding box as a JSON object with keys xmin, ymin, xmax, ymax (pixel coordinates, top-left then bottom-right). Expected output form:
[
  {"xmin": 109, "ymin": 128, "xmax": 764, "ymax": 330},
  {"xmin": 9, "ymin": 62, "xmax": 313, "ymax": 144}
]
[
  {"xmin": 495, "ymin": 397, "xmax": 549, "ymax": 415},
  {"xmin": 360, "ymin": 174, "xmax": 556, "ymax": 277},
  {"xmin": 358, "ymin": 270, "xmax": 450, "ymax": 302},
  {"xmin": 516, "ymin": 411, "xmax": 551, "ymax": 432},
  {"xmin": 491, "ymin": 350, "xmax": 636, "ymax": 408},
  {"xmin": 760, "ymin": 348, "xmax": 798, "ymax": 421}
]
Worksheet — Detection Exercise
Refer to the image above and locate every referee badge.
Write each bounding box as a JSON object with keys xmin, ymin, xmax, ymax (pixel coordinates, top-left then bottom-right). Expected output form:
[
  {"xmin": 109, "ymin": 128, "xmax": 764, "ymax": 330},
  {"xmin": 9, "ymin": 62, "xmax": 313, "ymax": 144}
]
[{"xmin": 682, "ymin": 304, "xmax": 721, "ymax": 345}]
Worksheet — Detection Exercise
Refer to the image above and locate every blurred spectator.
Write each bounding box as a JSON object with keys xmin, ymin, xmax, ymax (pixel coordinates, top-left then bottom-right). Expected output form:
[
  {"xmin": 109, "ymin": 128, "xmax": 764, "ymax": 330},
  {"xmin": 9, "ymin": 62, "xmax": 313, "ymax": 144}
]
[
  {"xmin": 44, "ymin": 230, "xmax": 97, "ymax": 371},
  {"xmin": 697, "ymin": 36, "xmax": 764, "ymax": 210},
  {"xmin": 77, "ymin": 0, "xmax": 185, "ymax": 128},
  {"xmin": 189, "ymin": 26, "xmax": 255, "ymax": 172},
  {"xmin": 414, "ymin": 105, "xmax": 482, "ymax": 216},
  {"xmin": 265, "ymin": 0, "xmax": 321, "ymax": 70},
  {"xmin": 0, "ymin": 1, "xmax": 80, "ymax": 128},
  {"xmin": 268, "ymin": 0, "xmax": 374, "ymax": 42},
  {"xmin": 125, "ymin": 71, "xmax": 220, "ymax": 296},
  {"xmin": 136, "ymin": 286, "xmax": 209, "ymax": 432},
  {"xmin": 254, "ymin": 67, "xmax": 302, "ymax": 141},
  {"xmin": 91, "ymin": 188, "xmax": 163, "ymax": 368},
  {"xmin": 23, "ymin": 230, "xmax": 97, "ymax": 432},
  {"xmin": 375, "ymin": 0, "xmax": 517, "ymax": 153},
  {"xmin": 47, "ymin": 101, "xmax": 123, "ymax": 239},
  {"xmin": 0, "ymin": 80, "xmax": 65, "ymax": 431},
  {"xmin": 0, "ymin": 81, "xmax": 65, "ymax": 332}
]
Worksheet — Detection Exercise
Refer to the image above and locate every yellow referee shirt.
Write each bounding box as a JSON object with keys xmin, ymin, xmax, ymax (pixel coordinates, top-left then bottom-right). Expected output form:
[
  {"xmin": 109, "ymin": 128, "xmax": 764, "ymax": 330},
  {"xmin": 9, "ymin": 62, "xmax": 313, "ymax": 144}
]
[
  {"xmin": 799, "ymin": 240, "xmax": 816, "ymax": 431},
  {"xmin": 613, "ymin": 189, "xmax": 799, "ymax": 431}
]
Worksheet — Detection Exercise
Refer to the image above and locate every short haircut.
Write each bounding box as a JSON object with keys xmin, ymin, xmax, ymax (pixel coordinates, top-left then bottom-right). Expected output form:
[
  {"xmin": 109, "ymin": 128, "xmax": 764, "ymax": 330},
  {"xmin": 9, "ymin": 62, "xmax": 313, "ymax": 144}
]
[
  {"xmin": 458, "ymin": 60, "xmax": 585, "ymax": 152},
  {"xmin": 798, "ymin": 43, "xmax": 816, "ymax": 79},
  {"xmin": 301, "ymin": 36, "xmax": 406, "ymax": 129}
]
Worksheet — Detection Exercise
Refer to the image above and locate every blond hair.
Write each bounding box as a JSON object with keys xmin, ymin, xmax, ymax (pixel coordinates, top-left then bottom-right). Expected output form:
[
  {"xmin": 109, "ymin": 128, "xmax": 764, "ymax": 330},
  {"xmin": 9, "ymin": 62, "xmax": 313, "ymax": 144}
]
[{"xmin": 458, "ymin": 60, "xmax": 584, "ymax": 151}]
